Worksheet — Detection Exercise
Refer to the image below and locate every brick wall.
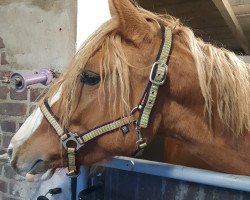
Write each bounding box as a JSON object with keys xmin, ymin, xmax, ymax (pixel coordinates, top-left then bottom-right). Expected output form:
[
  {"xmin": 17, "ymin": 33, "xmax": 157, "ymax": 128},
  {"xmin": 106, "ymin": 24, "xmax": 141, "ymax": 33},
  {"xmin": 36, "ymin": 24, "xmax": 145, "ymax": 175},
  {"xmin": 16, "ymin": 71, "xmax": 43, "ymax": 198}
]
[
  {"xmin": 0, "ymin": 43, "xmax": 47, "ymax": 199},
  {"xmin": 0, "ymin": 34, "xmax": 72, "ymax": 200},
  {"xmin": 0, "ymin": 1, "xmax": 77, "ymax": 199}
]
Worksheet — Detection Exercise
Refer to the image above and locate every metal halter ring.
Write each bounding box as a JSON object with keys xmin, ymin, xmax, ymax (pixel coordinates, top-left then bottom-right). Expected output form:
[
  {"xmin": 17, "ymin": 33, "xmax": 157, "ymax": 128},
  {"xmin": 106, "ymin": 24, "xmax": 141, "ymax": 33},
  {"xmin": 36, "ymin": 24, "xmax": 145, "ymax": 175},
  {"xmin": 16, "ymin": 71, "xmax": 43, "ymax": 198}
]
[
  {"xmin": 149, "ymin": 61, "xmax": 168, "ymax": 85},
  {"xmin": 131, "ymin": 105, "xmax": 143, "ymax": 115},
  {"xmin": 62, "ymin": 132, "xmax": 83, "ymax": 151}
]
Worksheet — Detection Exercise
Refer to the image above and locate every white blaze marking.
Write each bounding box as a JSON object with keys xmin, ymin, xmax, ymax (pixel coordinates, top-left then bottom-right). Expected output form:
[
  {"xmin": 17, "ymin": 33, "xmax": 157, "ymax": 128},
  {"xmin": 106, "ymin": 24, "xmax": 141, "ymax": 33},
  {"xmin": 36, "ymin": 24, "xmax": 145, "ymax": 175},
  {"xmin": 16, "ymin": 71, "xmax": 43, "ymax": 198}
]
[
  {"xmin": 9, "ymin": 86, "xmax": 62, "ymax": 149},
  {"xmin": 11, "ymin": 107, "xmax": 43, "ymax": 146}
]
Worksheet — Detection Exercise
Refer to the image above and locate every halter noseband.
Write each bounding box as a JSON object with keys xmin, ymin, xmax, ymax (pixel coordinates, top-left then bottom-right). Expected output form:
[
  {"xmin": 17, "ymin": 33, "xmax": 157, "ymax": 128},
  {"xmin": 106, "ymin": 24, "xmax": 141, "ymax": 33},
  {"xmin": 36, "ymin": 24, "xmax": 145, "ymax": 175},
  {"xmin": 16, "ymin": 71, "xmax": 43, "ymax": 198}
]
[{"xmin": 40, "ymin": 25, "xmax": 172, "ymax": 178}]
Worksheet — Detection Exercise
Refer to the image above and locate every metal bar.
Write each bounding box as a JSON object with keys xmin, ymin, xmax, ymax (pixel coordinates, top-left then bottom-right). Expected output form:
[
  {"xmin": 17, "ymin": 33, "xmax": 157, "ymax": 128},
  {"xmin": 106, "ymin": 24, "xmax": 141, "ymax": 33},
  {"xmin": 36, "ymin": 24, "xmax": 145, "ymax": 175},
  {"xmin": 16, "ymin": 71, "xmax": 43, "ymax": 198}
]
[{"xmin": 97, "ymin": 156, "xmax": 250, "ymax": 192}]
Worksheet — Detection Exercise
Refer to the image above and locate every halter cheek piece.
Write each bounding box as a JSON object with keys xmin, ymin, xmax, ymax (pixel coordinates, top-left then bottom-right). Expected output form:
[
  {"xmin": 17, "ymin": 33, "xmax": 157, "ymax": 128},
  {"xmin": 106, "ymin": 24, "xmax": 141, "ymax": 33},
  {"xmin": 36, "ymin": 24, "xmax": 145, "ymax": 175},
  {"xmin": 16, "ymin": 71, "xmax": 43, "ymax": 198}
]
[{"xmin": 40, "ymin": 25, "xmax": 172, "ymax": 178}]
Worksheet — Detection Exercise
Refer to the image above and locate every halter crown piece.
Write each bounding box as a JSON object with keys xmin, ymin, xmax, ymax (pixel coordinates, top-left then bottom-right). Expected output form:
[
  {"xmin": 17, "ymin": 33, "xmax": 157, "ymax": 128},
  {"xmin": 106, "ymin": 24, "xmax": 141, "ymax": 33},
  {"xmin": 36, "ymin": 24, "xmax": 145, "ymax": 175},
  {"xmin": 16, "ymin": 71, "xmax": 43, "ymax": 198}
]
[{"xmin": 40, "ymin": 25, "xmax": 172, "ymax": 178}]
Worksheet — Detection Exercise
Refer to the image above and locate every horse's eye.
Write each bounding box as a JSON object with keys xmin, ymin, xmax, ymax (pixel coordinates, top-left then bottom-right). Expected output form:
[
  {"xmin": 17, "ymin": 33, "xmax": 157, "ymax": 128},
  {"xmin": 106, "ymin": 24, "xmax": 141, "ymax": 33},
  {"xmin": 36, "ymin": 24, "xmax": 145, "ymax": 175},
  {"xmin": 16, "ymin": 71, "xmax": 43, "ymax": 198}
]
[{"xmin": 81, "ymin": 71, "xmax": 100, "ymax": 86}]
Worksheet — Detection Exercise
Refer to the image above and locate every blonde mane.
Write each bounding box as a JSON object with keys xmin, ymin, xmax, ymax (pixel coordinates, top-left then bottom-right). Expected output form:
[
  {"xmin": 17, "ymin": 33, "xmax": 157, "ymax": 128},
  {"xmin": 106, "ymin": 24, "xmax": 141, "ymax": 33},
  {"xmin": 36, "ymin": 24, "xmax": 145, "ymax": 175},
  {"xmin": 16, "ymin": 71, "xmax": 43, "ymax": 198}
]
[{"xmin": 43, "ymin": 5, "xmax": 250, "ymax": 136}]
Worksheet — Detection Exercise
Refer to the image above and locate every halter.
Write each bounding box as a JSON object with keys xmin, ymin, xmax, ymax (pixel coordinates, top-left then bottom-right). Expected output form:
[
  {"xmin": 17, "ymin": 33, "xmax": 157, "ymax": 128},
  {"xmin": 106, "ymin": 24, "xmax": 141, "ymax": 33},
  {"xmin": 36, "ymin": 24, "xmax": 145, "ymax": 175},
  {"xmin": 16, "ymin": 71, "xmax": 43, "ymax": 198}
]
[{"xmin": 40, "ymin": 25, "xmax": 172, "ymax": 178}]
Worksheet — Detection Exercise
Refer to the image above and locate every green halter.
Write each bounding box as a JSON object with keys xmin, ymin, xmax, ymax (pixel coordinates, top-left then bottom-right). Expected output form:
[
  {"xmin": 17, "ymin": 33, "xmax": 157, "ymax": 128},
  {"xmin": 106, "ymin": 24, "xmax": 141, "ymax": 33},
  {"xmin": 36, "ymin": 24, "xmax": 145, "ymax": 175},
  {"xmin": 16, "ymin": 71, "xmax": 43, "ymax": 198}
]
[
  {"xmin": 138, "ymin": 28, "xmax": 172, "ymax": 128},
  {"xmin": 40, "ymin": 25, "xmax": 172, "ymax": 178}
]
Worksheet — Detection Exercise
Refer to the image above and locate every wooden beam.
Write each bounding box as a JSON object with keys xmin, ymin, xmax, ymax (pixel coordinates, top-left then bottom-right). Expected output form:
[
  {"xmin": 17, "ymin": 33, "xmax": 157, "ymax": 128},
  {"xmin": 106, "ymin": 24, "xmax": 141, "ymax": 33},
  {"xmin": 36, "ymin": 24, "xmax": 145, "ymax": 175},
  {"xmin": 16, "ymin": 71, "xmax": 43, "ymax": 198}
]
[
  {"xmin": 239, "ymin": 56, "xmax": 250, "ymax": 63},
  {"xmin": 212, "ymin": 0, "xmax": 250, "ymax": 54},
  {"xmin": 231, "ymin": 4, "xmax": 250, "ymax": 15},
  {"xmin": 228, "ymin": 0, "xmax": 250, "ymax": 6}
]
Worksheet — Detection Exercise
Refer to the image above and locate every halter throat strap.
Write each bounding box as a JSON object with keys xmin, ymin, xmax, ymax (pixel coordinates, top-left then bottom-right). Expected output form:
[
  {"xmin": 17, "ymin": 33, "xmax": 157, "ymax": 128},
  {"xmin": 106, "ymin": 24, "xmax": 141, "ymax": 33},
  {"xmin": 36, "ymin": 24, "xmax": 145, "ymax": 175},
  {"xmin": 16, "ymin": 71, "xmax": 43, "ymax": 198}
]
[{"xmin": 40, "ymin": 25, "xmax": 172, "ymax": 177}]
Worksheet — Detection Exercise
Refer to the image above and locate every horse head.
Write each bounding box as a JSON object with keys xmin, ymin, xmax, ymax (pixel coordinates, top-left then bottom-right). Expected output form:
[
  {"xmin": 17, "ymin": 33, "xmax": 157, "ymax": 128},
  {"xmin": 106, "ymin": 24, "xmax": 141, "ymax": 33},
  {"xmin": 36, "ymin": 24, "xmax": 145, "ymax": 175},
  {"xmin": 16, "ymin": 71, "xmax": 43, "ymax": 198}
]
[
  {"xmin": 8, "ymin": 0, "xmax": 250, "ymax": 178},
  {"xmin": 8, "ymin": 0, "xmax": 172, "ymax": 177}
]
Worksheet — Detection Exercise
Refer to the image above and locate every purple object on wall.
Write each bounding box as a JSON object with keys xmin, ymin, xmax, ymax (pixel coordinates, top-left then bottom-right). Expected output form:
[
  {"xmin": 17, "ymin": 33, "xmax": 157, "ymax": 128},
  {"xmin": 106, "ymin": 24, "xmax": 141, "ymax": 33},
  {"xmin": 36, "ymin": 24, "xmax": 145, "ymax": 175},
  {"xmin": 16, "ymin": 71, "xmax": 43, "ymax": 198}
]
[{"xmin": 11, "ymin": 68, "xmax": 54, "ymax": 92}]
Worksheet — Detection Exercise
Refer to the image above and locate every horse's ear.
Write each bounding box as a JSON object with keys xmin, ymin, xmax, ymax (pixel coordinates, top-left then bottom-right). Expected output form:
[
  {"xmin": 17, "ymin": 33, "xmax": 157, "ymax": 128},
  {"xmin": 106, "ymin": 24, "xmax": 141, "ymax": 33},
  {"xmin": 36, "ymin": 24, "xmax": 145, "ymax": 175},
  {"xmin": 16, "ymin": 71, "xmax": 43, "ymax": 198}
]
[{"xmin": 108, "ymin": 0, "xmax": 154, "ymax": 44}]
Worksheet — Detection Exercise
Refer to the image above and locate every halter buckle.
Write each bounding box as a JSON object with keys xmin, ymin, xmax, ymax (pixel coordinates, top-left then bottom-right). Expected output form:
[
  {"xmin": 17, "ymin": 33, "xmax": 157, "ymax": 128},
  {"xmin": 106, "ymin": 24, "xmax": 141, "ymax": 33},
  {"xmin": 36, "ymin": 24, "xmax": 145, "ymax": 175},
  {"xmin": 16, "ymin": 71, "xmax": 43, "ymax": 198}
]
[
  {"xmin": 62, "ymin": 132, "xmax": 83, "ymax": 151},
  {"xmin": 149, "ymin": 61, "xmax": 168, "ymax": 85}
]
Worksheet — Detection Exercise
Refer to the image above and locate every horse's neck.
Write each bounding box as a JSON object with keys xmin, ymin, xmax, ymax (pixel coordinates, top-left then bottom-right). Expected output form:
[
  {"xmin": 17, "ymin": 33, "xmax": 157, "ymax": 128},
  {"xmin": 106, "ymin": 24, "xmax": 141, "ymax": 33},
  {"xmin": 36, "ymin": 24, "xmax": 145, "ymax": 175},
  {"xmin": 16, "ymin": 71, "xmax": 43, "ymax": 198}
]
[
  {"xmin": 159, "ymin": 95, "xmax": 250, "ymax": 175},
  {"xmin": 155, "ymin": 37, "xmax": 250, "ymax": 175}
]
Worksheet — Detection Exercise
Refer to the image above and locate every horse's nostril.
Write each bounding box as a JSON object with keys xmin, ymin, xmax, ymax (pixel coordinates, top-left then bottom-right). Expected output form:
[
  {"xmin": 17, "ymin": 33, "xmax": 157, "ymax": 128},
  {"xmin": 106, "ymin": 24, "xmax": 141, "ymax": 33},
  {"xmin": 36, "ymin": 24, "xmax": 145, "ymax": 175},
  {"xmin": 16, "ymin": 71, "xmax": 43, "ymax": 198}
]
[{"xmin": 7, "ymin": 148, "xmax": 13, "ymax": 159}]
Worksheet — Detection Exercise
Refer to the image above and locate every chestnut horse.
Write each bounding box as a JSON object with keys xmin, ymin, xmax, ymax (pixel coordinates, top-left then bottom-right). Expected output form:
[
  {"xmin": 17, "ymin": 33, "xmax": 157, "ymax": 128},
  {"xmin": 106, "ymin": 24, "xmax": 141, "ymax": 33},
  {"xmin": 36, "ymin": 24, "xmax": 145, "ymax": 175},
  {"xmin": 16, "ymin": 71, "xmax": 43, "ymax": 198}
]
[{"xmin": 7, "ymin": 0, "xmax": 250, "ymax": 179}]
